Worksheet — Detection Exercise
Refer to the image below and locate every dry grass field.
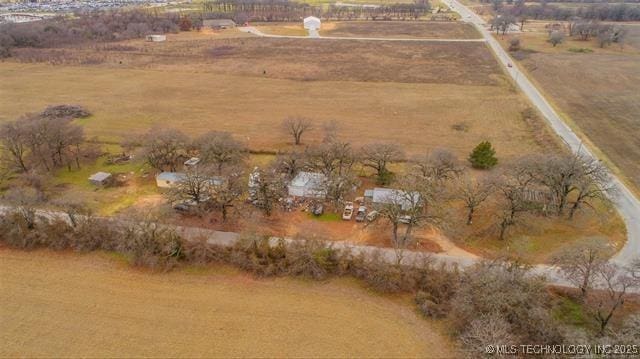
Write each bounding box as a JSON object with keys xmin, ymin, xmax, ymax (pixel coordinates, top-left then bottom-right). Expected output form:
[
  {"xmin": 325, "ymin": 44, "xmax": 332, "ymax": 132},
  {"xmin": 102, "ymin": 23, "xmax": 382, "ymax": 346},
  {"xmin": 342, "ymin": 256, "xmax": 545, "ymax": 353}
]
[
  {"xmin": 0, "ymin": 249, "xmax": 456, "ymax": 358},
  {"xmin": 320, "ymin": 20, "xmax": 481, "ymax": 39},
  {"xmin": 0, "ymin": 29, "xmax": 557, "ymax": 159},
  {"xmin": 497, "ymin": 23, "xmax": 640, "ymax": 193}
]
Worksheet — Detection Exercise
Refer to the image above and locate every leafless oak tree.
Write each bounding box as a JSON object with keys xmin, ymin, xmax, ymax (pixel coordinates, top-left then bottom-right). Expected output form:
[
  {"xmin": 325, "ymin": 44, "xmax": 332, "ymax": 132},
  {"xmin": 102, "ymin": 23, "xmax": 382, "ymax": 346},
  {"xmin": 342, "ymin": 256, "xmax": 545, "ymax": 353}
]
[
  {"xmin": 551, "ymin": 238, "xmax": 611, "ymax": 300},
  {"xmin": 359, "ymin": 142, "xmax": 405, "ymax": 185},
  {"xmin": 454, "ymin": 174, "xmax": 495, "ymax": 225},
  {"xmin": 196, "ymin": 131, "xmax": 247, "ymax": 173},
  {"xmin": 143, "ymin": 127, "xmax": 189, "ymax": 172},
  {"xmin": 282, "ymin": 117, "xmax": 312, "ymax": 145}
]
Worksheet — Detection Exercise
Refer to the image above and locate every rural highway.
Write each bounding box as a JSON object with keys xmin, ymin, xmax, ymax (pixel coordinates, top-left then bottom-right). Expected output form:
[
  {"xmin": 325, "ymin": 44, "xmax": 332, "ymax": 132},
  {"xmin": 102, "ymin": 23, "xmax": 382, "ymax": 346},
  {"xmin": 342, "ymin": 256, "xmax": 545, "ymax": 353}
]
[{"xmin": 446, "ymin": 0, "xmax": 640, "ymax": 267}]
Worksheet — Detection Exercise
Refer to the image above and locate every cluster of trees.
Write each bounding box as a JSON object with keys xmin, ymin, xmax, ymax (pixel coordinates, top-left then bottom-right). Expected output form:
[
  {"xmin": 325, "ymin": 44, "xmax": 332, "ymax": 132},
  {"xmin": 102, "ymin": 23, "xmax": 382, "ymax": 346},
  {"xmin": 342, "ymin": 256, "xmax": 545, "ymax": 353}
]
[
  {"xmin": 0, "ymin": 105, "xmax": 90, "ymax": 173},
  {"xmin": 0, "ymin": 9, "xmax": 181, "ymax": 58},
  {"xmin": 201, "ymin": 0, "xmax": 430, "ymax": 22},
  {"xmin": 203, "ymin": 0, "xmax": 321, "ymax": 22},
  {"xmin": 1, "ymin": 196, "xmax": 638, "ymax": 354},
  {"xmin": 500, "ymin": 2, "xmax": 640, "ymax": 22}
]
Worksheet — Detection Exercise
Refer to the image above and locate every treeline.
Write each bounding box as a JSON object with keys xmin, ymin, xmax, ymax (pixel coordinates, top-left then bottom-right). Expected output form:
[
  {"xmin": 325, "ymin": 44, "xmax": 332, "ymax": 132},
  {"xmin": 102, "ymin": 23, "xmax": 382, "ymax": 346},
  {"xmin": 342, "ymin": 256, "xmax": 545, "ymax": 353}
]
[
  {"xmin": 0, "ymin": 105, "xmax": 91, "ymax": 173},
  {"xmin": 201, "ymin": 0, "xmax": 431, "ymax": 22},
  {"xmin": 0, "ymin": 9, "xmax": 181, "ymax": 58},
  {"xmin": 1, "ymin": 201, "xmax": 638, "ymax": 354},
  {"xmin": 488, "ymin": 0, "xmax": 640, "ymax": 21},
  {"xmin": 504, "ymin": 2, "xmax": 640, "ymax": 21}
]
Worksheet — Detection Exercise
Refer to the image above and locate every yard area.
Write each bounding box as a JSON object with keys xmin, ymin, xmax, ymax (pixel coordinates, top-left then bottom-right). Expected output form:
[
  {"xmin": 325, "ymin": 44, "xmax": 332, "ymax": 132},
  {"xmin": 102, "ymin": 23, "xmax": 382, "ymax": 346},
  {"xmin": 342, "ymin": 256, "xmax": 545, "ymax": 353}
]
[
  {"xmin": 496, "ymin": 22, "xmax": 640, "ymax": 194},
  {"xmin": 0, "ymin": 249, "xmax": 456, "ymax": 357}
]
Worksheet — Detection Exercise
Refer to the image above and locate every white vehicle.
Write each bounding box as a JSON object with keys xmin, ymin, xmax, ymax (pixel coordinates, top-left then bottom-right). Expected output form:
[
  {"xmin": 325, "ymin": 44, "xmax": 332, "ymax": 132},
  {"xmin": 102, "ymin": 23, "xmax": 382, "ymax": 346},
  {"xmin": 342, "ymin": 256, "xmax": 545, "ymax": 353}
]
[
  {"xmin": 366, "ymin": 210, "xmax": 379, "ymax": 222},
  {"xmin": 342, "ymin": 201, "xmax": 354, "ymax": 220},
  {"xmin": 355, "ymin": 206, "xmax": 367, "ymax": 222}
]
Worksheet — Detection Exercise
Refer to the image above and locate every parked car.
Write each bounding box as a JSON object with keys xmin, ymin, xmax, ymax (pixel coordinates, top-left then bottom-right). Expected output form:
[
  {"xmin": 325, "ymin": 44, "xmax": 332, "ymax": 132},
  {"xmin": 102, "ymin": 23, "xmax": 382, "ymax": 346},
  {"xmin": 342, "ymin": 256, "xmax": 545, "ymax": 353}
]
[
  {"xmin": 311, "ymin": 202, "xmax": 324, "ymax": 216},
  {"xmin": 366, "ymin": 210, "xmax": 379, "ymax": 222},
  {"xmin": 355, "ymin": 206, "xmax": 367, "ymax": 222},
  {"xmin": 399, "ymin": 215, "xmax": 412, "ymax": 224},
  {"xmin": 342, "ymin": 201, "xmax": 354, "ymax": 220}
]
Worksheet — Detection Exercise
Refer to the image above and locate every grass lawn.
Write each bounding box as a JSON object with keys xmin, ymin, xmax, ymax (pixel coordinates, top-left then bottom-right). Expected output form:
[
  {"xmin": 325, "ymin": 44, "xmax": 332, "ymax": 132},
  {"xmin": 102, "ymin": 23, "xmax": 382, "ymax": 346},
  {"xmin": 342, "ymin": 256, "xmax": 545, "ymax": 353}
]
[
  {"xmin": 320, "ymin": 21, "xmax": 481, "ymax": 39},
  {"xmin": 309, "ymin": 212, "xmax": 342, "ymax": 222},
  {"xmin": 0, "ymin": 249, "xmax": 456, "ymax": 357}
]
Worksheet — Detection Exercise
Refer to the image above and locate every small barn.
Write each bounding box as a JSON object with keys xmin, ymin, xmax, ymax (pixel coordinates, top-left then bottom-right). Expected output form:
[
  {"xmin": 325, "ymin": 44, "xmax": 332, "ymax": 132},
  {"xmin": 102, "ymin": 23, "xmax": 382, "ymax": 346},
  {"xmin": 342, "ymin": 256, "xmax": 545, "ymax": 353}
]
[
  {"xmin": 146, "ymin": 34, "xmax": 166, "ymax": 42},
  {"xmin": 203, "ymin": 19, "xmax": 236, "ymax": 29},
  {"xmin": 88, "ymin": 172, "xmax": 112, "ymax": 186},
  {"xmin": 303, "ymin": 16, "xmax": 321, "ymax": 31},
  {"xmin": 288, "ymin": 171, "xmax": 327, "ymax": 198},
  {"xmin": 156, "ymin": 172, "xmax": 186, "ymax": 188}
]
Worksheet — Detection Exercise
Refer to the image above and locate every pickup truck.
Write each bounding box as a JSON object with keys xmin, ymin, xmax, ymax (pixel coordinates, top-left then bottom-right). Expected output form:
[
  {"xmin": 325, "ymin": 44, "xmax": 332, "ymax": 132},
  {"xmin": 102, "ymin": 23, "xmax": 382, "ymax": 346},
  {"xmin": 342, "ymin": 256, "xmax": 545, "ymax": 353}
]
[
  {"xmin": 355, "ymin": 206, "xmax": 367, "ymax": 222},
  {"xmin": 342, "ymin": 202, "xmax": 354, "ymax": 220}
]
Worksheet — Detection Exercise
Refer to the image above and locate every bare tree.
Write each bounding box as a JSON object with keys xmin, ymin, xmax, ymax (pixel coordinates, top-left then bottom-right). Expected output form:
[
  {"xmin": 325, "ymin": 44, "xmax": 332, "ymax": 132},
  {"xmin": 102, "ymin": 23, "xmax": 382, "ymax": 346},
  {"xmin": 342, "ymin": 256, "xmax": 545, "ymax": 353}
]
[
  {"xmin": 282, "ymin": 117, "xmax": 312, "ymax": 145},
  {"xmin": 413, "ymin": 148, "xmax": 463, "ymax": 184},
  {"xmin": 551, "ymin": 238, "xmax": 611, "ymax": 300},
  {"xmin": 207, "ymin": 166, "xmax": 245, "ymax": 222},
  {"xmin": 252, "ymin": 167, "xmax": 286, "ymax": 216},
  {"xmin": 305, "ymin": 140, "xmax": 355, "ymax": 178},
  {"xmin": 360, "ymin": 142, "xmax": 405, "ymax": 185},
  {"xmin": 275, "ymin": 150, "xmax": 305, "ymax": 181},
  {"xmin": 196, "ymin": 131, "xmax": 247, "ymax": 173},
  {"xmin": 459, "ymin": 315, "xmax": 517, "ymax": 357},
  {"xmin": 3, "ymin": 187, "xmax": 43, "ymax": 230},
  {"xmin": 376, "ymin": 177, "xmax": 435, "ymax": 264},
  {"xmin": 568, "ymin": 159, "xmax": 614, "ymax": 219},
  {"xmin": 169, "ymin": 168, "xmax": 212, "ymax": 205},
  {"xmin": 586, "ymin": 263, "xmax": 639, "ymax": 336},
  {"xmin": 143, "ymin": 127, "xmax": 188, "ymax": 172},
  {"xmin": 455, "ymin": 174, "xmax": 495, "ymax": 225},
  {"xmin": 496, "ymin": 161, "xmax": 536, "ymax": 240},
  {"xmin": 0, "ymin": 121, "xmax": 29, "ymax": 172}
]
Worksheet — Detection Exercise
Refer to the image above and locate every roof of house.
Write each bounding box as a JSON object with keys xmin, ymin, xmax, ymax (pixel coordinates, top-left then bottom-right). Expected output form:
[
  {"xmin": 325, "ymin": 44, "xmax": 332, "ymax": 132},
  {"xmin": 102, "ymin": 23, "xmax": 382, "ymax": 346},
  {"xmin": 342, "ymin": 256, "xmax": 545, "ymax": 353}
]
[
  {"xmin": 371, "ymin": 187, "xmax": 420, "ymax": 208},
  {"xmin": 88, "ymin": 171, "xmax": 111, "ymax": 182},
  {"xmin": 156, "ymin": 172, "xmax": 186, "ymax": 182},
  {"xmin": 184, "ymin": 157, "xmax": 200, "ymax": 166},
  {"xmin": 203, "ymin": 19, "xmax": 236, "ymax": 26},
  {"xmin": 290, "ymin": 171, "xmax": 326, "ymax": 188},
  {"xmin": 304, "ymin": 16, "xmax": 321, "ymax": 22}
]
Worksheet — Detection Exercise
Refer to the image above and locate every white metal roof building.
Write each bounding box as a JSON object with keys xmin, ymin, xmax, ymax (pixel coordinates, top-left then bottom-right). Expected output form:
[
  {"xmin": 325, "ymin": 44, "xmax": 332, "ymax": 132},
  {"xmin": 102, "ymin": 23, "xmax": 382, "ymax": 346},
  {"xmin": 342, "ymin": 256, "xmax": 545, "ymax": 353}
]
[
  {"xmin": 303, "ymin": 16, "xmax": 321, "ymax": 30},
  {"xmin": 88, "ymin": 172, "xmax": 112, "ymax": 186},
  {"xmin": 288, "ymin": 171, "xmax": 327, "ymax": 198},
  {"xmin": 371, "ymin": 188, "xmax": 421, "ymax": 211}
]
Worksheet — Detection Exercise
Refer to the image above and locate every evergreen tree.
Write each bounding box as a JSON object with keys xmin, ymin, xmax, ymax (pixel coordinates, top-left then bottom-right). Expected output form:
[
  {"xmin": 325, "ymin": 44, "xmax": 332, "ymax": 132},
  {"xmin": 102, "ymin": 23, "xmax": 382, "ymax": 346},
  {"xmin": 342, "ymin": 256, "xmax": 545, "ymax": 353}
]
[{"xmin": 468, "ymin": 141, "xmax": 498, "ymax": 169}]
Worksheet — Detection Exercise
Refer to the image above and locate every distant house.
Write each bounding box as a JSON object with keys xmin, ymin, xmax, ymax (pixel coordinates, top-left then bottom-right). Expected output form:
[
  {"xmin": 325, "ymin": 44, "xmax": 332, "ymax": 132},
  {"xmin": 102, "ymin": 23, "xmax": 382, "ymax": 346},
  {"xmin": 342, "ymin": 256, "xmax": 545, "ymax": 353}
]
[
  {"xmin": 303, "ymin": 16, "xmax": 321, "ymax": 31},
  {"xmin": 146, "ymin": 34, "xmax": 166, "ymax": 42},
  {"xmin": 156, "ymin": 172, "xmax": 186, "ymax": 188},
  {"xmin": 288, "ymin": 171, "xmax": 326, "ymax": 198},
  {"xmin": 203, "ymin": 19, "xmax": 236, "ymax": 29},
  {"xmin": 88, "ymin": 172, "xmax": 112, "ymax": 186},
  {"xmin": 369, "ymin": 187, "xmax": 421, "ymax": 211}
]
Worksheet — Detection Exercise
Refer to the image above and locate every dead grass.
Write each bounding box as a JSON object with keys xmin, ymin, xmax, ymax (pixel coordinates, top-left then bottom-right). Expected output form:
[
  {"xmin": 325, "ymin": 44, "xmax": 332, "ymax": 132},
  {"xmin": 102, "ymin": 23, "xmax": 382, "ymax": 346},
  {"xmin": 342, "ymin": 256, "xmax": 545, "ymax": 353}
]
[
  {"xmin": 0, "ymin": 248, "xmax": 456, "ymax": 358},
  {"xmin": 496, "ymin": 24, "xmax": 640, "ymax": 193},
  {"xmin": 321, "ymin": 20, "xmax": 482, "ymax": 39}
]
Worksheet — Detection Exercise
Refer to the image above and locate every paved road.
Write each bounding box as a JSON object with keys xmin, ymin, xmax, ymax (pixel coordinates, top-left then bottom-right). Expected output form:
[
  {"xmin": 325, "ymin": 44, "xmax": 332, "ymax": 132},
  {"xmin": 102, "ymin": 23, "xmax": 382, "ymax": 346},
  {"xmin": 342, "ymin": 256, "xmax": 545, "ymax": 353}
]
[
  {"xmin": 447, "ymin": 0, "xmax": 639, "ymax": 267},
  {"xmin": 240, "ymin": 26, "xmax": 487, "ymax": 42}
]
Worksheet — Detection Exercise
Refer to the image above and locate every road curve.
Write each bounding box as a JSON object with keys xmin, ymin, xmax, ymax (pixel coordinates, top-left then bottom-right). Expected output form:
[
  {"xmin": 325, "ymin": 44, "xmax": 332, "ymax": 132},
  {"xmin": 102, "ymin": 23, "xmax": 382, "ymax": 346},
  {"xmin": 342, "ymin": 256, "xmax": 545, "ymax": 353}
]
[{"xmin": 447, "ymin": 0, "xmax": 639, "ymax": 266}]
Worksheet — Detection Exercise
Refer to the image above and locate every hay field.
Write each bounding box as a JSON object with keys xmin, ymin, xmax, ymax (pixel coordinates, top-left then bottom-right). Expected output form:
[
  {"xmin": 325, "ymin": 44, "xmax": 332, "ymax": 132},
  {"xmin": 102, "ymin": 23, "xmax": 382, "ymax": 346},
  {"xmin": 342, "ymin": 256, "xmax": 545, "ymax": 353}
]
[
  {"xmin": 498, "ymin": 24, "xmax": 640, "ymax": 192},
  {"xmin": 321, "ymin": 21, "xmax": 482, "ymax": 39},
  {"xmin": 0, "ymin": 30, "xmax": 557, "ymax": 158},
  {"xmin": 0, "ymin": 249, "xmax": 455, "ymax": 358}
]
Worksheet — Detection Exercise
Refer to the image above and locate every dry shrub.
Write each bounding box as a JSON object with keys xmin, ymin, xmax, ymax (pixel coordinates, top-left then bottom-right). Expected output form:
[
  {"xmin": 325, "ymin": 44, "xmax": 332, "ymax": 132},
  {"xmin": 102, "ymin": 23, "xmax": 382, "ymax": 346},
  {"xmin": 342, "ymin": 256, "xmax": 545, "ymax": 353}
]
[
  {"xmin": 229, "ymin": 234, "xmax": 288, "ymax": 276},
  {"xmin": 182, "ymin": 237, "xmax": 229, "ymax": 265},
  {"xmin": 286, "ymin": 240, "xmax": 340, "ymax": 280},
  {"xmin": 119, "ymin": 221, "xmax": 183, "ymax": 271}
]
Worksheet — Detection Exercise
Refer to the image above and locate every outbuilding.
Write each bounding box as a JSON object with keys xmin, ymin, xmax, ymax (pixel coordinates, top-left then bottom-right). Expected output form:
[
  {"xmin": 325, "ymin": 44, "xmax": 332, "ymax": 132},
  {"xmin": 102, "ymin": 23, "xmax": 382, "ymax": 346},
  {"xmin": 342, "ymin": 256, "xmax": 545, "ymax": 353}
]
[
  {"xmin": 303, "ymin": 16, "xmax": 321, "ymax": 31},
  {"xmin": 288, "ymin": 171, "xmax": 327, "ymax": 198},
  {"xmin": 146, "ymin": 34, "xmax": 166, "ymax": 42},
  {"xmin": 370, "ymin": 187, "xmax": 421, "ymax": 211},
  {"xmin": 88, "ymin": 172, "xmax": 112, "ymax": 186}
]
